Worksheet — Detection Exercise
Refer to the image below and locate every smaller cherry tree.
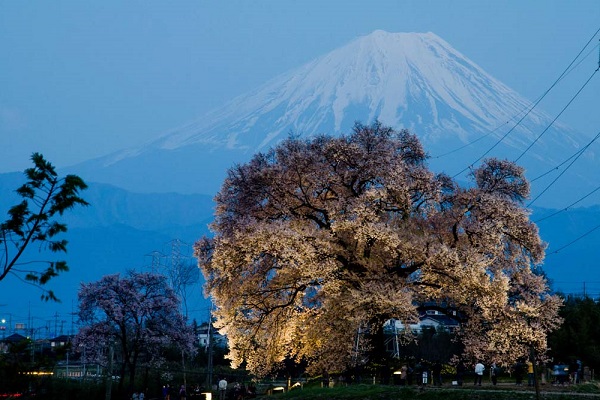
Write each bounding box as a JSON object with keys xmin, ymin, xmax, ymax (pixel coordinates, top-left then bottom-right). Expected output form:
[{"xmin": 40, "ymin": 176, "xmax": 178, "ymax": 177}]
[{"xmin": 75, "ymin": 271, "xmax": 196, "ymax": 390}]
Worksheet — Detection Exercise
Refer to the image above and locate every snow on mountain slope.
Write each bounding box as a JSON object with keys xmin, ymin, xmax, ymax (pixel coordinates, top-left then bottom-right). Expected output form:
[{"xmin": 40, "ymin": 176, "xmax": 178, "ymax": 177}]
[
  {"xmin": 72, "ymin": 31, "xmax": 599, "ymax": 207},
  {"xmin": 142, "ymin": 31, "xmax": 541, "ymax": 150}
]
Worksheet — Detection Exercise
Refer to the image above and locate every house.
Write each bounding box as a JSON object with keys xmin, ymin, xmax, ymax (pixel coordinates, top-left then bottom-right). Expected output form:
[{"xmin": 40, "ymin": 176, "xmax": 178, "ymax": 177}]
[
  {"xmin": 0, "ymin": 333, "xmax": 28, "ymax": 353},
  {"xmin": 49, "ymin": 334, "xmax": 73, "ymax": 348},
  {"xmin": 197, "ymin": 323, "xmax": 227, "ymax": 349},
  {"xmin": 384, "ymin": 309, "xmax": 460, "ymax": 334},
  {"xmin": 383, "ymin": 309, "xmax": 461, "ymax": 359},
  {"xmin": 2, "ymin": 333, "xmax": 28, "ymax": 343}
]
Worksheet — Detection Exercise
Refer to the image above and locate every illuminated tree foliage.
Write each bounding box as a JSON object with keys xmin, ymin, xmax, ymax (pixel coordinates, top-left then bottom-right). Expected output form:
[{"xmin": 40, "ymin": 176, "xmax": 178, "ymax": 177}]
[
  {"xmin": 0, "ymin": 152, "xmax": 88, "ymax": 301},
  {"xmin": 75, "ymin": 271, "xmax": 196, "ymax": 390},
  {"xmin": 195, "ymin": 122, "xmax": 561, "ymax": 376}
]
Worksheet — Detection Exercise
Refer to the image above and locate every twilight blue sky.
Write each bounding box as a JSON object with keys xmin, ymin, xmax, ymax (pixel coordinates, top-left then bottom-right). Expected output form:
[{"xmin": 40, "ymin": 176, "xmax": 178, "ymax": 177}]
[
  {"xmin": 1, "ymin": 0, "xmax": 599, "ymax": 173},
  {"xmin": 1, "ymin": 0, "xmax": 600, "ymax": 330}
]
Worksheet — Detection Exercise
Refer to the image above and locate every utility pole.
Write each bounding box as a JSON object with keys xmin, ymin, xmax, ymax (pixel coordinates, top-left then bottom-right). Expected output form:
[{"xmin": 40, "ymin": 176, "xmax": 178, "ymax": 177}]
[
  {"xmin": 182, "ymin": 349, "xmax": 187, "ymax": 389},
  {"xmin": 54, "ymin": 312, "xmax": 59, "ymax": 338},
  {"xmin": 0, "ymin": 305, "xmax": 7, "ymax": 339},
  {"xmin": 148, "ymin": 239, "xmax": 197, "ymax": 319},
  {"xmin": 105, "ymin": 342, "xmax": 114, "ymax": 400},
  {"xmin": 206, "ymin": 305, "xmax": 214, "ymax": 390},
  {"xmin": 30, "ymin": 328, "xmax": 35, "ymax": 363},
  {"xmin": 392, "ymin": 320, "xmax": 400, "ymax": 359},
  {"xmin": 531, "ymin": 346, "xmax": 541, "ymax": 400},
  {"xmin": 83, "ymin": 346, "xmax": 87, "ymax": 381},
  {"xmin": 146, "ymin": 250, "xmax": 165, "ymax": 275}
]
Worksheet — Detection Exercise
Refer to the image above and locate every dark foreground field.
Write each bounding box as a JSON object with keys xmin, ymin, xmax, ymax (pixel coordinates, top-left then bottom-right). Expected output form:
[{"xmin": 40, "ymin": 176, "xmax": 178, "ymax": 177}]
[
  {"xmin": 271, "ymin": 383, "xmax": 600, "ymax": 400},
  {"xmin": 6, "ymin": 380, "xmax": 600, "ymax": 400}
]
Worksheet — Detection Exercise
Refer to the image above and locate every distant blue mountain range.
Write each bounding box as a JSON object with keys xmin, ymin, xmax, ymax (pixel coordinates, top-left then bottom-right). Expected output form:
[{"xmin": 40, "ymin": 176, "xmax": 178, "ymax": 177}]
[
  {"xmin": 0, "ymin": 175, "xmax": 214, "ymax": 333},
  {"xmin": 1, "ymin": 171, "xmax": 598, "ymax": 335},
  {"xmin": 3, "ymin": 31, "xmax": 600, "ymax": 334}
]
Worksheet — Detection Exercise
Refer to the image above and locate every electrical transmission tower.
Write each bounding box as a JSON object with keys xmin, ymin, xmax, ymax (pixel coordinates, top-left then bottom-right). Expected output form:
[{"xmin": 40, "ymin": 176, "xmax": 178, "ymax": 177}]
[{"xmin": 146, "ymin": 239, "xmax": 199, "ymax": 318}]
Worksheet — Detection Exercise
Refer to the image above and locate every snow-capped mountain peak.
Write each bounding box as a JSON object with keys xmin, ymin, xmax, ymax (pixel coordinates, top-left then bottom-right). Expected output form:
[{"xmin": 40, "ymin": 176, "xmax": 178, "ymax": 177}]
[
  {"xmin": 149, "ymin": 30, "xmax": 548, "ymax": 153},
  {"xmin": 72, "ymin": 30, "xmax": 595, "ymax": 207}
]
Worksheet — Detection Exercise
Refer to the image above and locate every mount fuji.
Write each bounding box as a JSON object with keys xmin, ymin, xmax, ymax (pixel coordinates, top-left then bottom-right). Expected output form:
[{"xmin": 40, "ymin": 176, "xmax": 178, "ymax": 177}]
[
  {"xmin": 73, "ymin": 30, "xmax": 598, "ymax": 207},
  {"xmin": 3, "ymin": 30, "xmax": 600, "ymax": 323}
]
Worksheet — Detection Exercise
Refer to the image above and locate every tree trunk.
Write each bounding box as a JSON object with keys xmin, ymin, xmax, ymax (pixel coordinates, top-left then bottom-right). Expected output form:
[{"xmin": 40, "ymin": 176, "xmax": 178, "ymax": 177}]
[
  {"xmin": 366, "ymin": 324, "xmax": 392, "ymax": 384},
  {"xmin": 530, "ymin": 346, "xmax": 541, "ymax": 400},
  {"xmin": 105, "ymin": 343, "xmax": 114, "ymax": 400}
]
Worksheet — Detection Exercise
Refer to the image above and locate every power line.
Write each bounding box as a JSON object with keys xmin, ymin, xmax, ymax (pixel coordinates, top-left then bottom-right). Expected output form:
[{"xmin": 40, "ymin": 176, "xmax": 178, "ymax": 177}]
[
  {"xmin": 527, "ymin": 129, "xmax": 600, "ymax": 207},
  {"xmin": 452, "ymin": 26, "xmax": 600, "ymax": 178},
  {"xmin": 433, "ymin": 42, "xmax": 600, "ymax": 161},
  {"xmin": 519, "ymin": 39, "xmax": 600, "ymax": 206},
  {"xmin": 433, "ymin": 120, "xmax": 513, "ymax": 159},
  {"xmin": 534, "ymin": 184, "xmax": 600, "ymax": 223},
  {"xmin": 477, "ymin": 34, "xmax": 600, "ymax": 255},
  {"xmin": 530, "ymin": 147, "xmax": 587, "ymax": 183},
  {"xmin": 546, "ymin": 223, "xmax": 600, "ymax": 255},
  {"xmin": 514, "ymin": 68, "xmax": 599, "ymax": 162},
  {"xmin": 569, "ymin": 42, "xmax": 600, "ymax": 74}
]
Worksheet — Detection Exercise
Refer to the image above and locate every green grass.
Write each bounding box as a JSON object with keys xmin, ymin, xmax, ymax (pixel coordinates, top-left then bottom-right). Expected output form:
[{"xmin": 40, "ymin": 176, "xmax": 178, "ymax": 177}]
[
  {"xmin": 270, "ymin": 383, "xmax": 600, "ymax": 400},
  {"xmin": 275, "ymin": 385, "xmax": 415, "ymax": 400},
  {"xmin": 574, "ymin": 382, "xmax": 600, "ymax": 393}
]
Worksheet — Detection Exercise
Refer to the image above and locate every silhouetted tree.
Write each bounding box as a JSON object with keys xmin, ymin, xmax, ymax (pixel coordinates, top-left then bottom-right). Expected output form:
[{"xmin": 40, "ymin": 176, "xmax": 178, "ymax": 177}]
[
  {"xmin": 0, "ymin": 152, "xmax": 88, "ymax": 300},
  {"xmin": 548, "ymin": 295, "xmax": 600, "ymax": 371}
]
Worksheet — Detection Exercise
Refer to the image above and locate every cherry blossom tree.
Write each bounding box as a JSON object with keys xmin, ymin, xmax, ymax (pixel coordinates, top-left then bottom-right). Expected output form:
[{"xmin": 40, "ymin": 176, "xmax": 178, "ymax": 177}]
[
  {"xmin": 75, "ymin": 271, "xmax": 196, "ymax": 391},
  {"xmin": 195, "ymin": 122, "xmax": 562, "ymax": 376},
  {"xmin": 1, "ymin": 153, "xmax": 88, "ymax": 301}
]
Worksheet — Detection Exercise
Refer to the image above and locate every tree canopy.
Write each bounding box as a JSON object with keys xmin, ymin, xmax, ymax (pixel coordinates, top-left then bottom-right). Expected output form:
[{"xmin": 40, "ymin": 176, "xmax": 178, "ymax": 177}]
[
  {"xmin": 548, "ymin": 295, "xmax": 600, "ymax": 371},
  {"xmin": 0, "ymin": 152, "xmax": 88, "ymax": 300},
  {"xmin": 75, "ymin": 271, "xmax": 196, "ymax": 390},
  {"xmin": 195, "ymin": 122, "xmax": 562, "ymax": 376}
]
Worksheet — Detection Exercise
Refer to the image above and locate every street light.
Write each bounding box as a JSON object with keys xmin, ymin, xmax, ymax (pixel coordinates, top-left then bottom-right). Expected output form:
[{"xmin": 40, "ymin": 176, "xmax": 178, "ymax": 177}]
[{"xmin": 1, "ymin": 318, "xmax": 6, "ymax": 339}]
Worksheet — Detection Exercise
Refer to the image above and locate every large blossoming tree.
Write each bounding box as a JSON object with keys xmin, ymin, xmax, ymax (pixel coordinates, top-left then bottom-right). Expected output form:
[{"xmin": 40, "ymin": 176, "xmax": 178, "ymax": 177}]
[
  {"xmin": 195, "ymin": 122, "xmax": 562, "ymax": 376},
  {"xmin": 75, "ymin": 271, "xmax": 196, "ymax": 391}
]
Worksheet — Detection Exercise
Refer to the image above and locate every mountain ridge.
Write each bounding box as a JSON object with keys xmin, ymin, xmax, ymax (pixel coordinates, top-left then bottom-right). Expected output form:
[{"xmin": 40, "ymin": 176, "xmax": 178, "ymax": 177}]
[{"xmin": 67, "ymin": 30, "xmax": 599, "ymax": 208}]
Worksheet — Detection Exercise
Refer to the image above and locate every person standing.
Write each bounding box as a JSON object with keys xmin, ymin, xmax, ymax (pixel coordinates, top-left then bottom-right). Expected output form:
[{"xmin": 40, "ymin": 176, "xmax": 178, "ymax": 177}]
[
  {"xmin": 491, "ymin": 362, "xmax": 499, "ymax": 386},
  {"xmin": 246, "ymin": 381, "xmax": 257, "ymax": 398},
  {"xmin": 432, "ymin": 362, "xmax": 443, "ymax": 386},
  {"xmin": 569, "ymin": 360, "xmax": 580, "ymax": 384},
  {"xmin": 399, "ymin": 364, "xmax": 408, "ymax": 386},
  {"xmin": 474, "ymin": 361, "xmax": 485, "ymax": 386},
  {"xmin": 527, "ymin": 360, "xmax": 534, "ymax": 386},
  {"xmin": 456, "ymin": 361, "xmax": 466, "ymax": 386},
  {"xmin": 162, "ymin": 384, "xmax": 171, "ymax": 400},
  {"xmin": 218, "ymin": 377, "xmax": 228, "ymax": 400},
  {"xmin": 514, "ymin": 361, "xmax": 525, "ymax": 385},
  {"xmin": 232, "ymin": 381, "xmax": 243, "ymax": 400}
]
